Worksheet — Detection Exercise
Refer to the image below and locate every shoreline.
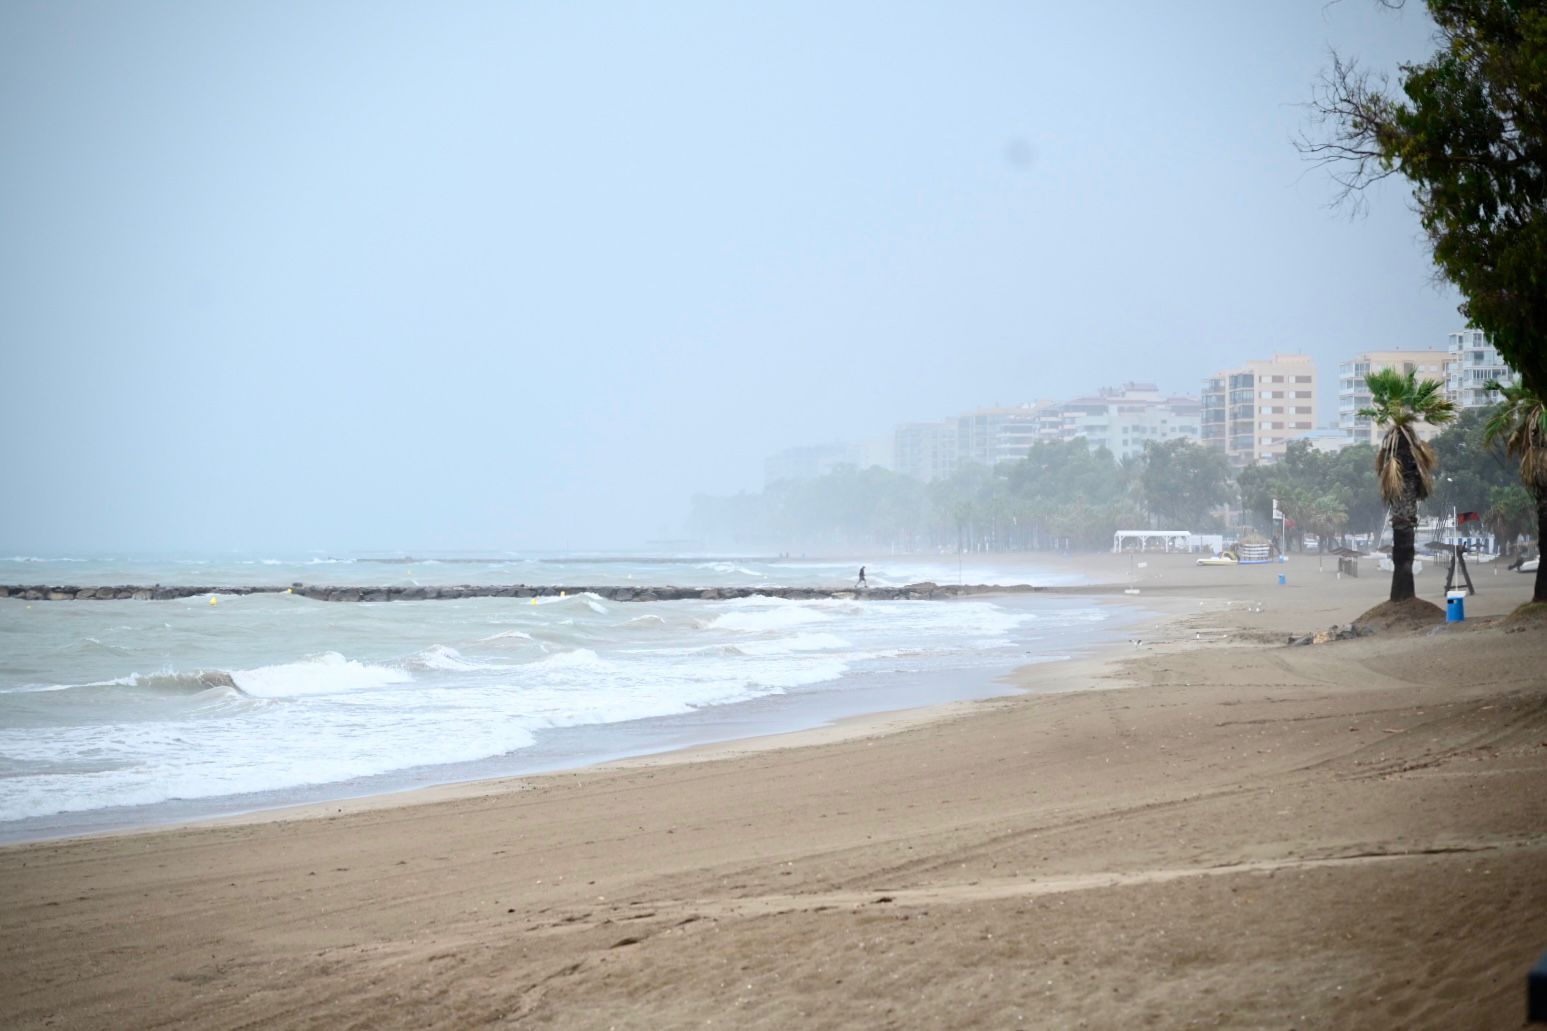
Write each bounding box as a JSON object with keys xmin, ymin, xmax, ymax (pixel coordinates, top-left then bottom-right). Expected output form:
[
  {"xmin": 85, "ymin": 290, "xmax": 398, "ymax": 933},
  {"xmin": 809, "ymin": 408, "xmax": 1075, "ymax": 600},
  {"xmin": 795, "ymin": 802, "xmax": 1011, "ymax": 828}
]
[
  {"xmin": 0, "ymin": 588, "xmax": 1151, "ymax": 846},
  {"xmin": 3, "ymin": 554, "xmax": 1542, "ymax": 1027}
]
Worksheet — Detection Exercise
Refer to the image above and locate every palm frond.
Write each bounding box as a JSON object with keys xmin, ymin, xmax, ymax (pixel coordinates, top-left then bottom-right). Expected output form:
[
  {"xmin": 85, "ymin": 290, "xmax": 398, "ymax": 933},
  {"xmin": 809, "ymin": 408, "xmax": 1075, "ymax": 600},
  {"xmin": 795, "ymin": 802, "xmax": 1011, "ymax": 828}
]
[
  {"xmin": 1483, "ymin": 380, "xmax": 1547, "ymax": 491},
  {"xmin": 1409, "ymin": 431, "xmax": 1437, "ymax": 498},
  {"xmin": 1375, "ymin": 434, "xmax": 1405, "ymax": 505}
]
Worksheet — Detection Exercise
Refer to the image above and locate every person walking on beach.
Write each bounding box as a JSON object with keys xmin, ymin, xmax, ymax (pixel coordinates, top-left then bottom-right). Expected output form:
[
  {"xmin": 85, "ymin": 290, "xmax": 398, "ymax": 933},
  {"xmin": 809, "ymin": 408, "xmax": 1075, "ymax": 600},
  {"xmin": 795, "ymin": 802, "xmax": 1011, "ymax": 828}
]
[{"xmin": 856, "ymin": 566, "xmax": 867, "ymax": 589}]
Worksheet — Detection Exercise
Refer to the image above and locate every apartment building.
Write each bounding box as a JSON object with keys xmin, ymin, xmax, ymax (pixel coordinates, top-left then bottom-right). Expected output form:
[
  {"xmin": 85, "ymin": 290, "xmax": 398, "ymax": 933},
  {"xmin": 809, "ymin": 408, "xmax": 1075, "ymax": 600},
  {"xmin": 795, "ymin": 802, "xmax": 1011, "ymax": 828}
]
[
  {"xmin": 1201, "ymin": 354, "xmax": 1317, "ymax": 466},
  {"xmin": 954, "ymin": 404, "xmax": 1051, "ymax": 466},
  {"xmin": 764, "ymin": 438, "xmax": 892, "ymax": 487},
  {"xmin": 1048, "ymin": 384, "xmax": 1201, "ymax": 461},
  {"xmin": 886, "ymin": 389, "xmax": 1200, "ymax": 483},
  {"xmin": 1337, "ymin": 348, "xmax": 1448, "ymax": 444},
  {"xmin": 1446, "ymin": 328, "xmax": 1514, "ymax": 409},
  {"xmin": 764, "ymin": 444, "xmax": 852, "ymax": 488},
  {"xmin": 893, "ymin": 421, "xmax": 959, "ymax": 483}
]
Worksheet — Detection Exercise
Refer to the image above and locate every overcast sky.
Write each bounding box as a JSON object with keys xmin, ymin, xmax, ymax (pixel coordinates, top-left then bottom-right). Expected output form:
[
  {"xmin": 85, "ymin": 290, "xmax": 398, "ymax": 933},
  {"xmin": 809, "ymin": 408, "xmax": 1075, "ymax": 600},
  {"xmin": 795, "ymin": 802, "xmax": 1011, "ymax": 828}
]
[{"xmin": 2, "ymin": 1, "xmax": 1461, "ymax": 554}]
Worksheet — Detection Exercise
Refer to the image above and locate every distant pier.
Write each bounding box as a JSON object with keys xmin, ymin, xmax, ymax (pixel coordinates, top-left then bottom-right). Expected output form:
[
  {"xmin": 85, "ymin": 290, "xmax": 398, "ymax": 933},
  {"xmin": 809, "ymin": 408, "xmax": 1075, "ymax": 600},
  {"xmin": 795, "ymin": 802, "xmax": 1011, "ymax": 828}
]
[{"xmin": 0, "ymin": 582, "xmax": 1042, "ymax": 603}]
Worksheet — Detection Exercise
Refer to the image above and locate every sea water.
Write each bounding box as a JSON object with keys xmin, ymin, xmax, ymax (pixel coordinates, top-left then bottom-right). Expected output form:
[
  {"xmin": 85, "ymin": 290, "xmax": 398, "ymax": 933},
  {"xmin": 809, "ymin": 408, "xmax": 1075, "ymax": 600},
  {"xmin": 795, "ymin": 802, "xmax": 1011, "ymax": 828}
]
[{"xmin": 0, "ymin": 553, "xmax": 1122, "ymax": 841}]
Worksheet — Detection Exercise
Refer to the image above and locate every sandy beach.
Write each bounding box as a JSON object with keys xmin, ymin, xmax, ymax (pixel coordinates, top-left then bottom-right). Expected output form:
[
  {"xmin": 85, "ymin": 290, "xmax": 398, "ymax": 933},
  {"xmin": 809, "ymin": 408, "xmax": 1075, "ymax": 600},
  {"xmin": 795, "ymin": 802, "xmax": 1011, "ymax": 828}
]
[{"xmin": 2, "ymin": 554, "xmax": 1543, "ymax": 1029}]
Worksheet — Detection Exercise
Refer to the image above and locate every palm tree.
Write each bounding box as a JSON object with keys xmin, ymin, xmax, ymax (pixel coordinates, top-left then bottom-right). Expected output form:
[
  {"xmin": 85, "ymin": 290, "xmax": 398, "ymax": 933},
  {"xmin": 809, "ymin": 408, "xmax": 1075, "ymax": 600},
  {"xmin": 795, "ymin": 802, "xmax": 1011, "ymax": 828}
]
[
  {"xmin": 1301, "ymin": 493, "xmax": 1349, "ymax": 569},
  {"xmin": 1485, "ymin": 484, "xmax": 1533, "ymax": 562},
  {"xmin": 1482, "ymin": 380, "xmax": 1547, "ymax": 603},
  {"xmin": 1359, "ymin": 369, "xmax": 1457, "ymax": 602}
]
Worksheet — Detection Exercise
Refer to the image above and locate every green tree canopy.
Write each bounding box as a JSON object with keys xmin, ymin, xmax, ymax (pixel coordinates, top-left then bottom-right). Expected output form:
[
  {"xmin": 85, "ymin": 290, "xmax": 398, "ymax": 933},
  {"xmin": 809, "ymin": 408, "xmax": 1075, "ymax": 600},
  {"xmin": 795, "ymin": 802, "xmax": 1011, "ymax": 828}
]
[
  {"xmin": 1482, "ymin": 378, "xmax": 1547, "ymax": 600},
  {"xmin": 1137, "ymin": 439, "xmax": 1234, "ymax": 529},
  {"xmin": 1486, "ymin": 483, "xmax": 1534, "ymax": 556},
  {"xmin": 1425, "ymin": 406, "xmax": 1520, "ymax": 517},
  {"xmin": 1303, "ymin": 1, "xmax": 1546, "ymax": 395},
  {"xmin": 1237, "ymin": 440, "xmax": 1385, "ymax": 546}
]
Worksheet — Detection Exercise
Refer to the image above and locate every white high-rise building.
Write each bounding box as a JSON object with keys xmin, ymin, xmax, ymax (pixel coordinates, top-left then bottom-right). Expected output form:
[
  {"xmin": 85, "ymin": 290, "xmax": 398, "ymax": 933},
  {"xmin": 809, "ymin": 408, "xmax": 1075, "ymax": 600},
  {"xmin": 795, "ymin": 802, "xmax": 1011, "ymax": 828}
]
[
  {"xmin": 953, "ymin": 404, "xmax": 1051, "ymax": 466},
  {"xmin": 1047, "ymin": 384, "xmax": 1201, "ymax": 461},
  {"xmin": 1445, "ymin": 328, "xmax": 1514, "ymax": 409},
  {"xmin": 893, "ymin": 421, "xmax": 959, "ymax": 483}
]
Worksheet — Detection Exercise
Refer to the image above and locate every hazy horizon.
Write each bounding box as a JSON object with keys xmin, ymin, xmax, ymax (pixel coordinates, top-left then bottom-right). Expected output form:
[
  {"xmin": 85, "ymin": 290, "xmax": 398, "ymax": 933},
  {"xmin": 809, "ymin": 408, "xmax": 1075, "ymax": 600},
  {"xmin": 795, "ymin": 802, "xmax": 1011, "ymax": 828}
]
[{"xmin": 3, "ymin": 2, "xmax": 1462, "ymax": 555}]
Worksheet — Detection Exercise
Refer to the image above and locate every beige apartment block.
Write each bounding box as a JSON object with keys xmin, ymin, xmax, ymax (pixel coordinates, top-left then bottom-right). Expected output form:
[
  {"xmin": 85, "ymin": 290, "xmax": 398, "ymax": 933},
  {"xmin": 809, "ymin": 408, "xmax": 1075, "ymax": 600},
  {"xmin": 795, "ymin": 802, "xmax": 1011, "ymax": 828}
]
[
  {"xmin": 1201, "ymin": 354, "xmax": 1317, "ymax": 466},
  {"xmin": 1337, "ymin": 348, "xmax": 1449, "ymax": 445}
]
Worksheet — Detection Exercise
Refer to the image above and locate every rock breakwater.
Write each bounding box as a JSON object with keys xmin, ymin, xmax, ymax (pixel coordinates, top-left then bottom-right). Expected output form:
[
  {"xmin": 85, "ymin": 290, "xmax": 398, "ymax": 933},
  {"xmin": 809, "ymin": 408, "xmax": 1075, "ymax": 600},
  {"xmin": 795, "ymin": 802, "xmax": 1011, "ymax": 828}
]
[{"xmin": 0, "ymin": 581, "xmax": 1042, "ymax": 603}]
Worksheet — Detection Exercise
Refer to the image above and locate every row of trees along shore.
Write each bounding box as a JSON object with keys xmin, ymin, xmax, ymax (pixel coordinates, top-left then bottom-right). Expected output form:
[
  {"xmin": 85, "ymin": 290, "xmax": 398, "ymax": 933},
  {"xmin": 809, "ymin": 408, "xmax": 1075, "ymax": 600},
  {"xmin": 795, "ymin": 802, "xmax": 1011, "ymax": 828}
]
[{"xmin": 688, "ymin": 408, "xmax": 1529, "ymax": 558}]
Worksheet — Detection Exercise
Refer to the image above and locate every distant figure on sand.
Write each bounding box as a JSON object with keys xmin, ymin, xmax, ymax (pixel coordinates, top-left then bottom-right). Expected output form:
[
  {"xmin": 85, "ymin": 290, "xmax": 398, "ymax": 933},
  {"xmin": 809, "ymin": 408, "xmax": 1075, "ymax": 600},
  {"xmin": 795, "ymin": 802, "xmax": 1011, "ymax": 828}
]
[{"xmin": 856, "ymin": 566, "xmax": 867, "ymax": 588}]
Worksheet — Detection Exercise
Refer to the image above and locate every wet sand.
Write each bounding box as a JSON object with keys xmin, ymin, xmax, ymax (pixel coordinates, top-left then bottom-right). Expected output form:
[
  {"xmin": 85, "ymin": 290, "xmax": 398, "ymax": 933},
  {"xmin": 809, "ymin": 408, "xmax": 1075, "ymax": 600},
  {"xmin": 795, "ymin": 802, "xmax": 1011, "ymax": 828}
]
[{"xmin": 2, "ymin": 553, "xmax": 1543, "ymax": 1028}]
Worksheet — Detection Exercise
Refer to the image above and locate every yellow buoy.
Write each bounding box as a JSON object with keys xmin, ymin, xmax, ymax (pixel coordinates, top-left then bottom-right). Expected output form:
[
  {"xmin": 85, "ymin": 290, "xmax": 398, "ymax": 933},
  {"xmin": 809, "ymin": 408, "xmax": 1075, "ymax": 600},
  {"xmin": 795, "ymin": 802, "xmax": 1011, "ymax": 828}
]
[
  {"xmin": 560, "ymin": 591, "xmax": 566, "ymax": 598},
  {"xmin": 209, "ymin": 595, "xmax": 218, "ymax": 605}
]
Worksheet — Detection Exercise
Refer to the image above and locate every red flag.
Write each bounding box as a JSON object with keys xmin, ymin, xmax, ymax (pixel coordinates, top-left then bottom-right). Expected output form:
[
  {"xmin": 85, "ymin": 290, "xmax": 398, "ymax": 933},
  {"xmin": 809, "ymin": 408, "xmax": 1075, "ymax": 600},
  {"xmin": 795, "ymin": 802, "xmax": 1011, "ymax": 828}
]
[{"xmin": 1457, "ymin": 511, "xmax": 1481, "ymax": 525}]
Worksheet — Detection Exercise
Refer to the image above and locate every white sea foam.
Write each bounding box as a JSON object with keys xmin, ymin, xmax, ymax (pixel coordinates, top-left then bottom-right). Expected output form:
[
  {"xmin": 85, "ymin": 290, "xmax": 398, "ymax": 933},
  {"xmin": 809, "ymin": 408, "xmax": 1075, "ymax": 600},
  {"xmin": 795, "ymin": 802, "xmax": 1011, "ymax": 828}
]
[
  {"xmin": 0, "ymin": 712, "xmax": 541, "ymax": 821},
  {"xmin": 530, "ymin": 647, "xmax": 605, "ymax": 670},
  {"xmin": 708, "ymin": 602, "xmax": 828, "ymax": 633},
  {"xmin": 413, "ymin": 645, "xmax": 487, "ymax": 672},
  {"xmin": 232, "ymin": 652, "xmax": 411, "ymax": 698},
  {"xmin": 697, "ymin": 561, "xmax": 763, "ymax": 577},
  {"xmin": 0, "ymin": 560, "xmax": 1127, "ymax": 830},
  {"xmin": 733, "ymin": 632, "xmax": 851, "ymax": 656}
]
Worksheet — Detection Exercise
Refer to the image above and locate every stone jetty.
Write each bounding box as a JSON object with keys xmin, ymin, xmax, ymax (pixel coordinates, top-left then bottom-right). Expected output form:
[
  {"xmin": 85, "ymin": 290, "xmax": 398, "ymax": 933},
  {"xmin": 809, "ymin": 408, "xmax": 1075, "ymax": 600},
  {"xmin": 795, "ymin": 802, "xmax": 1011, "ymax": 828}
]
[{"xmin": 0, "ymin": 582, "xmax": 1042, "ymax": 603}]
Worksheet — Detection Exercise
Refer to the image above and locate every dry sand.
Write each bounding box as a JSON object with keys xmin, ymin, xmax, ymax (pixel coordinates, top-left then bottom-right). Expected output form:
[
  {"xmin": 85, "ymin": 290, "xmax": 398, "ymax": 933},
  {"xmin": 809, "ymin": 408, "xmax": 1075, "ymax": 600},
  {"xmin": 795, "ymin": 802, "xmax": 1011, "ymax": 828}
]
[{"xmin": 2, "ymin": 554, "xmax": 1544, "ymax": 1029}]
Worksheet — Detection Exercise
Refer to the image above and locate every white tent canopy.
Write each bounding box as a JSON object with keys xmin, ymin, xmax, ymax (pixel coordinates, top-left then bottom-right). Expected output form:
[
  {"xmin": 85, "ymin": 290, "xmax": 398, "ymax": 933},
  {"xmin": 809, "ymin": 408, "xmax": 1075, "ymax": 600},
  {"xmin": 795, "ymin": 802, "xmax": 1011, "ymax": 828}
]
[{"xmin": 1112, "ymin": 530, "xmax": 1191, "ymax": 553}]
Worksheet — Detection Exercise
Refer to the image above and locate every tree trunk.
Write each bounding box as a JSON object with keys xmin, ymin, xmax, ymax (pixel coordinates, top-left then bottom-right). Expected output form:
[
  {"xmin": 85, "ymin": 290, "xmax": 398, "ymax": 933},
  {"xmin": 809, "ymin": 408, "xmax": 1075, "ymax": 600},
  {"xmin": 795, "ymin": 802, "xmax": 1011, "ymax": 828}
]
[
  {"xmin": 1535, "ymin": 489, "xmax": 1547, "ymax": 604},
  {"xmin": 1389, "ymin": 490, "xmax": 1418, "ymax": 602}
]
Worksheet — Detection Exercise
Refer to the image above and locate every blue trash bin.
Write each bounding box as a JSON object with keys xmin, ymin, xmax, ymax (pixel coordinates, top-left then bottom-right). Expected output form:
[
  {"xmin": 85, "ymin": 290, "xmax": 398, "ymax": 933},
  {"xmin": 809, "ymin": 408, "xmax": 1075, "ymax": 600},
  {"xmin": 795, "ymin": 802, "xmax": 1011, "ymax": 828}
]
[{"xmin": 1446, "ymin": 593, "xmax": 1465, "ymax": 622}]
